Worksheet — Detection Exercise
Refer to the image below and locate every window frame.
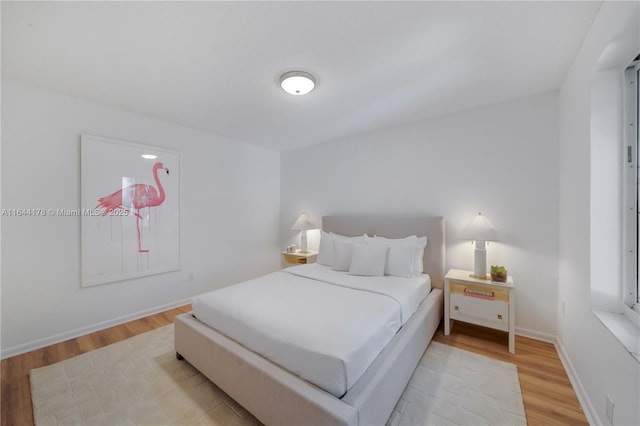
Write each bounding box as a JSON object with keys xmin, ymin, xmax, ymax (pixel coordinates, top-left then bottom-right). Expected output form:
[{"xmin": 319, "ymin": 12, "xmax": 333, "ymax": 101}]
[{"xmin": 623, "ymin": 59, "xmax": 639, "ymax": 311}]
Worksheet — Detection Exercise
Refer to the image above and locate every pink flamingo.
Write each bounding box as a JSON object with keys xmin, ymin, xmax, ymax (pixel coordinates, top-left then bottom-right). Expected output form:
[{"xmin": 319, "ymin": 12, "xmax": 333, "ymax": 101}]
[{"xmin": 95, "ymin": 162, "xmax": 169, "ymax": 253}]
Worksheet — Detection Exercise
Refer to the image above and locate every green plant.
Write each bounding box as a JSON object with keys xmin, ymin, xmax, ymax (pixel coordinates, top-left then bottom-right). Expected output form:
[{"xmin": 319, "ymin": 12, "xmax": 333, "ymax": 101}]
[
  {"xmin": 490, "ymin": 265, "xmax": 507, "ymax": 282},
  {"xmin": 491, "ymin": 265, "xmax": 507, "ymax": 274}
]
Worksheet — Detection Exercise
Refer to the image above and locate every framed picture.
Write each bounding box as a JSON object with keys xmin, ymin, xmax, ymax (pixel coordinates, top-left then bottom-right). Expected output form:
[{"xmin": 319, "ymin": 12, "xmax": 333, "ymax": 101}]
[{"xmin": 81, "ymin": 134, "xmax": 181, "ymax": 287}]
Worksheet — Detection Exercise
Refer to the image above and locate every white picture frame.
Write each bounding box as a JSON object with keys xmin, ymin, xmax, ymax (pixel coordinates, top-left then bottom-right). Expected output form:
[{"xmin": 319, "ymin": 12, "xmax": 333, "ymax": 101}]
[{"xmin": 81, "ymin": 134, "xmax": 181, "ymax": 287}]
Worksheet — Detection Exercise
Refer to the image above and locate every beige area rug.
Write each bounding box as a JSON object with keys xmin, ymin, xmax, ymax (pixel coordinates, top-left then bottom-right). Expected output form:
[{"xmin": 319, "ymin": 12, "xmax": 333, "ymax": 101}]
[
  {"xmin": 31, "ymin": 325, "xmax": 526, "ymax": 426},
  {"xmin": 388, "ymin": 342, "xmax": 526, "ymax": 426}
]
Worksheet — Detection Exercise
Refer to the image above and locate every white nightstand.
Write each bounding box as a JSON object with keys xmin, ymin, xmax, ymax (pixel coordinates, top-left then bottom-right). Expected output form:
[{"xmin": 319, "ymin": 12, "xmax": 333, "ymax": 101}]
[
  {"xmin": 444, "ymin": 269, "xmax": 515, "ymax": 354},
  {"xmin": 282, "ymin": 250, "xmax": 318, "ymax": 265}
]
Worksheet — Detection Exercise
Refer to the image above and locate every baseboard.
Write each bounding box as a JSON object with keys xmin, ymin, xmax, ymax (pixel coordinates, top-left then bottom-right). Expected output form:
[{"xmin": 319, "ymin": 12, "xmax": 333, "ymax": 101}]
[
  {"xmin": 555, "ymin": 339, "xmax": 599, "ymax": 426},
  {"xmin": 1, "ymin": 298, "xmax": 192, "ymax": 359},
  {"xmin": 515, "ymin": 326, "xmax": 556, "ymax": 344}
]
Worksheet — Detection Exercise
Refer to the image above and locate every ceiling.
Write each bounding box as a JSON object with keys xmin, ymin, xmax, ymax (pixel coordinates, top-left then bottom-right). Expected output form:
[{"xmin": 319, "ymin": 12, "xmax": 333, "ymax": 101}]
[{"xmin": 2, "ymin": 1, "xmax": 602, "ymax": 152}]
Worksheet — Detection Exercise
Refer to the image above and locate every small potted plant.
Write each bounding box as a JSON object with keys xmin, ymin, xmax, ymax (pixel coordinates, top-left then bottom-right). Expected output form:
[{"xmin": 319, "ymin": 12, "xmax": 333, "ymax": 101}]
[{"xmin": 491, "ymin": 265, "xmax": 508, "ymax": 283}]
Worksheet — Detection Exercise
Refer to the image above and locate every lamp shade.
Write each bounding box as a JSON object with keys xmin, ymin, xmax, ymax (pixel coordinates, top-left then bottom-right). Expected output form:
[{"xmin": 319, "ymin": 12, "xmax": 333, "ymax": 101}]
[
  {"xmin": 291, "ymin": 212, "xmax": 314, "ymax": 231},
  {"xmin": 459, "ymin": 212, "xmax": 499, "ymax": 242}
]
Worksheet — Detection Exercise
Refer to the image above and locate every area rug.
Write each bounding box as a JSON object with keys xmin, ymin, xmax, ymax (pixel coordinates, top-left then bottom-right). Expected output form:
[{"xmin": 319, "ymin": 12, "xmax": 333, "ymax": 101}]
[
  {"xmin": 388, "ymin": 342, "xmax": 526, "ymax": 426},
  {"xmin": 31, "ymin": 325, "xmax": 526, "ymax": 425}
]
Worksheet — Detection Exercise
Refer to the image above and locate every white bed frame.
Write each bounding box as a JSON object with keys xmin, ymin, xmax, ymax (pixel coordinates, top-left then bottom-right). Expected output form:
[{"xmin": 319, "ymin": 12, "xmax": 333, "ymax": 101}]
[{"xmin": 175, "ymin": 216, "xmax": 445, "ymax": 425}]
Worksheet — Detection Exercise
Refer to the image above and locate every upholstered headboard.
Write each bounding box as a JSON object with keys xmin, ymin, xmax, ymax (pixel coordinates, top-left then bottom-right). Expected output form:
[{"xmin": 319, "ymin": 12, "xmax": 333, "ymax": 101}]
[{"xmin": 322, "ymin": 216, "xmax": 446, "ymax": 289}]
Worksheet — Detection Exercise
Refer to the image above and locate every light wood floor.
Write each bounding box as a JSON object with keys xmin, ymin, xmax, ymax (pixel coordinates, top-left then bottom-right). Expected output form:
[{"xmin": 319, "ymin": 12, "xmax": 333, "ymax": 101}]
[
  {"xmin": 2, "ymin": 305, "xmax": 588, "ymax": 426},
  {"xmin": 1, "ymin": 305, "xmax": 192, "ymax": 426},
  {"xmin": 433, "ymin": 321, "xmax": 588, "ymax": 425}
]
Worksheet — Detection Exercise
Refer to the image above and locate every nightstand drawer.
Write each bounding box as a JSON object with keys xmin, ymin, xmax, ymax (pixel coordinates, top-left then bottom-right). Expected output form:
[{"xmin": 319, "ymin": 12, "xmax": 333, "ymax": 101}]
[
  {"xmin": 283, "ymin": 253, "xmax": 307, "ymax": 263},
  {"xmin": 449, "ymin": 282, "xmax": 509, "ymax": 301},
  {"xmin": 449, "ymin": 283, "xmax": 509, "ymax": 331},
  {"xmin": 282, "ymin": 251, "xmax": 318, "ymax": 265},
  {"xmin": 284, "ymin": 253, "xmax": 307, "ymax": 264}
]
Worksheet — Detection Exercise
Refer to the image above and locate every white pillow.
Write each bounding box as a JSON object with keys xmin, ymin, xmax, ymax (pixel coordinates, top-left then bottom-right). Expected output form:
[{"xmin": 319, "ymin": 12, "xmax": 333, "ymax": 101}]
[
  {"xmin": 332, "ymin": 239, "xmax": 355, "ymax": 271},
  {"xmin": 368, "ymin": 235, "xmax": 427, "ymax": 276},
  {"xmin": 349, "ymin": 243, "xmax": 389, "ymax": 276},
  {"xmin": 317, "ymin": 230, "xmax": 334, "ymax": 266},
  {"xmin": 414, "ymin": 236, "xmax": 427, "ymax": 274},
  {"xmin": 317, "ymin": 231, "xmax": 364, "ymax": 266},
  {"xmin": 365, "ymin": 235, "xmax": 417, "ymax": 278}
]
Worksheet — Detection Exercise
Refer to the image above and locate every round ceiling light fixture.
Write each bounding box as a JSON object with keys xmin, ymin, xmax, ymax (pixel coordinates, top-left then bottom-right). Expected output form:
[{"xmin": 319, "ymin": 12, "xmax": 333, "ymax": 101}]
[{"xmin": 280, "ymin": 71, "xmax": 316, "ymax": 96}]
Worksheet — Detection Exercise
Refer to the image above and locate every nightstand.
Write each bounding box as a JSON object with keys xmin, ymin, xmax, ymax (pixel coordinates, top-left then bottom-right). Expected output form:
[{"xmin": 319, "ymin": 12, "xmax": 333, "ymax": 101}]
[
  {"xmin": 444, "ymin": 269, "xmax": 515, "ymax": 354},
  {"xmin": 282, "ymin": 250, "xmax": 318, "ymax": 265}
]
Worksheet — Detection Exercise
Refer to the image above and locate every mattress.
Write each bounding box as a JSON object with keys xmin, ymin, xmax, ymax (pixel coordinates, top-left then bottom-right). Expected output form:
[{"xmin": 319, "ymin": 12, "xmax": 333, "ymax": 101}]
[{"xmin": 191, "ymin": 263, "xmax": 431, "ymax": 397}]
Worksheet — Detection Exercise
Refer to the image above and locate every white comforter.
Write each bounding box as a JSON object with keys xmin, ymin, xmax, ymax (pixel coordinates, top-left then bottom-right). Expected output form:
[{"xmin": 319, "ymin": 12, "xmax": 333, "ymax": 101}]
[{"xmin": 191, "ymin": 263, "xmax": 431, "ymax": 397}]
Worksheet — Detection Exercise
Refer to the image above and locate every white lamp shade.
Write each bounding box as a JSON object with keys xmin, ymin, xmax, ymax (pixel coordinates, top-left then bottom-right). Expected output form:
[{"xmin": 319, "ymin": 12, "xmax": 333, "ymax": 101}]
[
  {"xmin": 458, "ymin": 212, "xmax": 499, "ymax": 242},
  {"xmin": 291, "ymin": 212, "xmax": 314, "ymax": 231}
]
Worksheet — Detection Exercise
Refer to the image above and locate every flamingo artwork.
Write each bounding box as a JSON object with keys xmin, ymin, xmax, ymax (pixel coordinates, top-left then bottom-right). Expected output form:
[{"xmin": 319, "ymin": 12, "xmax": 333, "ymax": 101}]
[{"xmin": 95, "ymin": 162, "xmax": 169, "ymax": 253}]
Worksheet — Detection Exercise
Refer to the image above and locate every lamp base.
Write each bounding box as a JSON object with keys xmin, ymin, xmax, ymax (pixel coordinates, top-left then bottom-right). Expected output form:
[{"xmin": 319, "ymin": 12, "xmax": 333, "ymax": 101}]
[
  {"xmin": 472, "ymin": 241, "xmax": 488, "ymax": 279},
  {"xmin": 469, "ymin": 273, "xmax": 490, "ymax": 280}
]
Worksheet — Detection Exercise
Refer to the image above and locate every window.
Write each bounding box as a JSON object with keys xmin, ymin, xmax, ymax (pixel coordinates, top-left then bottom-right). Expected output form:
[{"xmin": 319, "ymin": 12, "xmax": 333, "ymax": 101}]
[
  {"xmin": 637, "ymin": 61, "xmax": 640, "ymax": 309},
  {"xmin": 623, "ymin": 55, "xmax": 640, "ymax": 312}
]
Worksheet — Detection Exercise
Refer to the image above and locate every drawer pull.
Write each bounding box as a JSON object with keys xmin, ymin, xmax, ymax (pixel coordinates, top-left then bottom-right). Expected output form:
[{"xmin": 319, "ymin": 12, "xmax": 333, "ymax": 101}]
[
  {"xmin": 464, "ymin": 288, "xmax": 495, "ymax": 300},
  {"xmin": 497, "ymin": 314, "xmax": 502, "ymax": 320},
  {"xmin": 454, "ymin": 305, "xmax": 459, "ymax": 311}
]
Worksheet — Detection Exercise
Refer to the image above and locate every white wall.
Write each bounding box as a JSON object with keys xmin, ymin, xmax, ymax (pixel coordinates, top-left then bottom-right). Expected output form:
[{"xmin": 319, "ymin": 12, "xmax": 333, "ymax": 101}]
[
  {"xmin": 557, "ymin": 1, "xmax": 640, "ymax": 425},
  {"xmin": 281, "ymin": 92, "xmax": 559, "ymax": 340},
  {"xmin": 1, "ymin": 80, "xmax": 281, "ymax": 357}
]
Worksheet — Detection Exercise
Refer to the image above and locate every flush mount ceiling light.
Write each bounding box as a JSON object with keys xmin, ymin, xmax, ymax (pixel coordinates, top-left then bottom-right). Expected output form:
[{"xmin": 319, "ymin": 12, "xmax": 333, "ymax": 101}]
[{"xmin": 280, "ymin": 71, "xmax": 316, "ymax": 95}]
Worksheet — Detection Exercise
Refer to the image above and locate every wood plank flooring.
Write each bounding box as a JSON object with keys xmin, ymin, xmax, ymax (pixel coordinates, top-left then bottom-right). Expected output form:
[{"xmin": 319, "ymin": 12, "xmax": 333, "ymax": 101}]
[
  {"xmin": 433, "ymin": 321, "xmax": 588, "ymax": 425},
  {"xmin": 1, "ymin": 306, "xmax": 588, "ymax": 426},
  {"xmin": 1, "ymin": 305, "xmax": 192, "ymax": 426}
]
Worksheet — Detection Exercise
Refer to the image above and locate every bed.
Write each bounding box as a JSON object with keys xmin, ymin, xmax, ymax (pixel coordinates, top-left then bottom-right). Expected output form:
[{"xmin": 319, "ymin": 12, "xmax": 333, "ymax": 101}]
[{"xmin": 175, "ymin": 215, "xmax": 445, "ymax": 425}]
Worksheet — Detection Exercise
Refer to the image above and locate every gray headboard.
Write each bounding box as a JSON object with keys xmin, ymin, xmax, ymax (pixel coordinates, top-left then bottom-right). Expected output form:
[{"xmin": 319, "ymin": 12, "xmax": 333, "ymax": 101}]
[{"xmin": 322, "ymin": 216, "xmax": 446, "ymax": 289}]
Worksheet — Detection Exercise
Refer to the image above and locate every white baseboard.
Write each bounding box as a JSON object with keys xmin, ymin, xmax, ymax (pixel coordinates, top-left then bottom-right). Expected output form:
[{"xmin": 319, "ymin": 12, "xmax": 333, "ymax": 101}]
[
  {"xmin": 555, "ymin": 339, "xmax": 599, "ymax": 426},
  {"xmin": 1, "ymin": 298, "xmax": 192, "ymax": 359},
  {"xmin": 515, "ymin": 326, "xmax": 556, "ymax": 344}
]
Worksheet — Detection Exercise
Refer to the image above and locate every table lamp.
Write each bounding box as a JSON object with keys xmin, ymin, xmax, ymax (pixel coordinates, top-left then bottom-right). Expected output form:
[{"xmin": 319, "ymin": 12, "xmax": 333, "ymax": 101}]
[
  {"xmin": 291, "ymin": 212, "xmax": 315, "ymax": 253},
  {"xmin": 459, "ymin": 212, "xmax": 500, "ymax": 279}
]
